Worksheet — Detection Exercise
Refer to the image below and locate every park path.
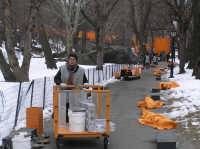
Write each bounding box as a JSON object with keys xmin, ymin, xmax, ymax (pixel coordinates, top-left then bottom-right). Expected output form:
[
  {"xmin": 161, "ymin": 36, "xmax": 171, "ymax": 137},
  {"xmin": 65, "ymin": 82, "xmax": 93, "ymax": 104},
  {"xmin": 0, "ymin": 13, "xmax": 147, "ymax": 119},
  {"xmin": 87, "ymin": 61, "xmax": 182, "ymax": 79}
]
[{"xmin": 44, "ymin": 68, "xmax": 196, "ymax": 149}]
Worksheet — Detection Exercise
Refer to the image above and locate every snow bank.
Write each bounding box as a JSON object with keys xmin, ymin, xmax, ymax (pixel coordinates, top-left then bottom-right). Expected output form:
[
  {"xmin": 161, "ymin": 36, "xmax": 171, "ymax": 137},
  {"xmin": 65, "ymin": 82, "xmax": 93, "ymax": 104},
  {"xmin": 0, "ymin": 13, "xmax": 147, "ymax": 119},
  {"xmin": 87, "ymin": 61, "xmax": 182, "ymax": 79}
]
[{"xmin": 162, "ymin": 64, "xmax": 200, "ymax": 119}]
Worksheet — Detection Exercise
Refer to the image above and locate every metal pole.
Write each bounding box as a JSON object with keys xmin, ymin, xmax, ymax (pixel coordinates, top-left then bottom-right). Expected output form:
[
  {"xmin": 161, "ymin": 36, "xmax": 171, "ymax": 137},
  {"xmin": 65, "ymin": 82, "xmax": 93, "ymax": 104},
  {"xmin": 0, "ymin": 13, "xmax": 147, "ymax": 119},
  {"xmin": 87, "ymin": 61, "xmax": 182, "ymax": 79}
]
[
  {"xmin": 93, "ymin": 68, "xmax": 95, "ymax": 85},
  {"xmin": 169, "ymin": 36, "xmax": 175, "ymax": 78},
  {"xmin": 43, "ymin": 77, "xmax": 47, "ymax": 109},
  {"xmin": 111, "ymin": 65, "xmax": 114, "ymax": 78},
  {"xmin": 106, "ymin": 66, "xmax": 107, "ymax": 80},
  {"xmin": 87, "ymin": 69, "xmax": 90, "ymax": 84},
  {"xmin": 98, "ymin": 70, "xmax": 100, "ymax": 83},
  {"xmin": 13, "ymin": 82, "xmax": 22, "ymax": 129},
  {"xmin": 102, "ymin": 68, "xmax": 104, "ymax": 81},
  {"xmin": 30, "ymin": 80, "xmax": 34, "ymax": 107},
  {"xmin": 109, "ymin": 65, "xmax": 111, "ymax": 79}
]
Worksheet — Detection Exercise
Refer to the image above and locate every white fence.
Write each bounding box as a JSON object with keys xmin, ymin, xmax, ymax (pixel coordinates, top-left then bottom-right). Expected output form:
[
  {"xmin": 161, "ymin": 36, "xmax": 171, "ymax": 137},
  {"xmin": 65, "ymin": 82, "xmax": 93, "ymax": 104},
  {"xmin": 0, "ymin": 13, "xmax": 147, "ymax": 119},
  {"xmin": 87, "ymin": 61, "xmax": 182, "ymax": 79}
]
[{"xmin": 0, "ymin": 63, "xmax": 138, "ymax": 145}]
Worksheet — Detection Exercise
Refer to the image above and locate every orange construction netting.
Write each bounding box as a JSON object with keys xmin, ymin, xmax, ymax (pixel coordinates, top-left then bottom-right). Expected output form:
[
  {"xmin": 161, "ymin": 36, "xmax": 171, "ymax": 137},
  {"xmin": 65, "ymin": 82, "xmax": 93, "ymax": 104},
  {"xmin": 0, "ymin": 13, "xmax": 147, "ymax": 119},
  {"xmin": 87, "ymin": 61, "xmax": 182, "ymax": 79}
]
[
  {"xmin": 137, "ymin": 96, "xmax": 165, "ymax": 109},
  {"xmin": 139, "ymin": 109, "xmax": 177, "ymax": 130}
]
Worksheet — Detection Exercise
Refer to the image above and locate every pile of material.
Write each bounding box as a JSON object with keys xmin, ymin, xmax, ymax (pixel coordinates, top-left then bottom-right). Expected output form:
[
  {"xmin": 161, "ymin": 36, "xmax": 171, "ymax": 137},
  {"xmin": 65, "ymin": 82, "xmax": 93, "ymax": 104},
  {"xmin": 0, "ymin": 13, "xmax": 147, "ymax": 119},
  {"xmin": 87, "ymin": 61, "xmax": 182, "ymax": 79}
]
[
  {"xmin": 153, "ymin": 67, "xmax": 167, "ymax": 77},
  {"xmin": 113, "ymin": 72, "xmax": 121, "ymax": 79},
  {"xmin": 131, "ymin": 67, "xmax": 142, "ymax": 77},
  {"xmin": 137, "ymin": 97, "xmax": 165, "ymax": 109},
  {"xmin": 139, "ymin": 109, "xmax": 177, "ymax": 130},
  {"xmin": 137, "ymin": 96, "xmax": 177, "ymax": 130},
  {"xmin": 160, "ymin": 81, "xmax": 180, "ymax": 90}
]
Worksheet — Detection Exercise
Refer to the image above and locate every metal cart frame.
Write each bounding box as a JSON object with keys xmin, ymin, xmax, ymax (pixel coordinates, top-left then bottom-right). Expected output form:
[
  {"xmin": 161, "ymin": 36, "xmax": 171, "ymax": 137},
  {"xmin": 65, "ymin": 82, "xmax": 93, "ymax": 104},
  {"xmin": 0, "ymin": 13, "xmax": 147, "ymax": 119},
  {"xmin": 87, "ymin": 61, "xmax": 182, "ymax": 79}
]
[{"xmin": 53, "ymin": 85, "xmax": 111, "ymax": 149}]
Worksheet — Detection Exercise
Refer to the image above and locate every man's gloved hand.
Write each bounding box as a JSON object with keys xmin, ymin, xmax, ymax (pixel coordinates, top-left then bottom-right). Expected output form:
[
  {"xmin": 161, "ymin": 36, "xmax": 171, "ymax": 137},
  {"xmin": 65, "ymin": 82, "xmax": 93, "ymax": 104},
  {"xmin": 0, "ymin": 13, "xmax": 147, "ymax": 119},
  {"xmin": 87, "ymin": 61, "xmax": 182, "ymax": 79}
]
[{"xmin": 60, "ymin": 83, "xmax": 66, "ymax": 86}]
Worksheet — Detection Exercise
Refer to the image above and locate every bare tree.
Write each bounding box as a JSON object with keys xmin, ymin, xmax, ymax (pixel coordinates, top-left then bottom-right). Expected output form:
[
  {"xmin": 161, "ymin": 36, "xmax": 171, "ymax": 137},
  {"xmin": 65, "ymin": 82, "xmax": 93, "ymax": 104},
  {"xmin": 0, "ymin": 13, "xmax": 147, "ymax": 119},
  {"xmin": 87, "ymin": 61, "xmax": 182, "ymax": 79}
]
[
  {"xmin": 49, "ymin": 0, "xmax": 85, "ymax": 54},
  {"xmin": 164, "ymin": 0, "xmax": 192, "ymax": 73},
  {"xmin": 191, "ymin": 0, "xmax": 200, "ymax": 79},
  {"xmin": 128, "ymin": 0, "xmax": 153, "ymax": 55},
  {"xmin": 81, "ymin": 0, "xmax": 120, "ymax": 69},
  {"xmin": 0, "ymin": 0, "xmax": 44, "ymax": 81}
]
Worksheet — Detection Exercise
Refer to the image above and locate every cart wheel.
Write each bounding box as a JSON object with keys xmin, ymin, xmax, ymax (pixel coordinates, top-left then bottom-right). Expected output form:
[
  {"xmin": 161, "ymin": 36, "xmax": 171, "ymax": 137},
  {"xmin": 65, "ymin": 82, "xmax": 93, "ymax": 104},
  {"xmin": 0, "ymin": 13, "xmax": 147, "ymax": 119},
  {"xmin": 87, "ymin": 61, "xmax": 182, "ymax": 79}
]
[
  {"xmin": 104, "ymin": 137, "xmax": 109, "ymax": 149},
  {"xmin": 56, "ymin": 136, "xmax": 62, "ymax": 149}
]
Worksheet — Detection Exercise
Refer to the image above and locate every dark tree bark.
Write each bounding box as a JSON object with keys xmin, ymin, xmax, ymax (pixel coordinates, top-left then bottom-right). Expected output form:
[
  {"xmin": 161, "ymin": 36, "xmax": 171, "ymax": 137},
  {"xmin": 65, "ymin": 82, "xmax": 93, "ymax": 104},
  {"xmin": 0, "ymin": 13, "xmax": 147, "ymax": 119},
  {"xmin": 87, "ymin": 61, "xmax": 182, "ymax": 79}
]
[
  {"xmin": 0, "ymin": 0, "xmax": 44, "ymax": 81},
  {"xmin": 39, "ymin": 24, "xmax": 57, "ymax": 69},
  {"xmin": 164, "ymin": 0, "xmax": 192, "ymax": 74},
  {"xmin": 128, "ymin": 0, "xmax": 152, "ymax": 55},
  {"xmin": 81, "ymin": 0, "xmax": 120, "ymax": 70},
  {"xmin": 191, "ymin": 0, "xmax": 200, "ymax": 79}
]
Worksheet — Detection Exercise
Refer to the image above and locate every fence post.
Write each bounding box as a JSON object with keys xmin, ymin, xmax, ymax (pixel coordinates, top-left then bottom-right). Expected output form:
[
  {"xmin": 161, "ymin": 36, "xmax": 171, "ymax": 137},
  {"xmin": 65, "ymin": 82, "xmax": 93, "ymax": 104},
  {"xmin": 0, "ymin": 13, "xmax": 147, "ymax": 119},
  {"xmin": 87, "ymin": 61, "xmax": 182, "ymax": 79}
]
[
  {"xmin": 97, "ymin": 69, "xmax": 100, "ymax": 83},
  {"xmin": 13, "ymin": 82, "xmax": 22, "ymax": 129},
  {"xmin": 102, "ymin": 68, "xmax": 104, "ymax": 81},
  {"xmin": 43, "ymin": 77, "xmax": 47, "ymax": 109},
  {"xmin": 112, "ymin": 65, "xmax": 114, "ymax": 77},
  {"xmin": 30, "ymin": 80, "xmax": 34, "ymax": 107},
  {"xmin": 105, "ymin": 66, "xmax": 107, "ymax": 80},
  {"xmin": 87, "ymin": 69, "xmax": 90, "ymax": 84},
  {"xmin": 110, "ymin": 65, "xmax": 112, "ymax": 79},
  {"xmin": 93, "ymin": 68, "xmax": 95, "ymax": 85}
]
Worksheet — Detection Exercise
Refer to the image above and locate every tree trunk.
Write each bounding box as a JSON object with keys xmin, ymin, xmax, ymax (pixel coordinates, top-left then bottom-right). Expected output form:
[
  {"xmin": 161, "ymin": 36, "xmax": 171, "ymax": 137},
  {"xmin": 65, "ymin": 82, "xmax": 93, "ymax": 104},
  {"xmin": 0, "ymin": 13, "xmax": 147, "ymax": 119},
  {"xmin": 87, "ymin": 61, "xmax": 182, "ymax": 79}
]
[
  {"xmin": 96, "ymin": 27, "xmax": 104, "ymax": 70},
  {"xmin": 179, "ymin": 34, "xmax": 186, "ymax": 73},
  {"xmin": 82, "ymin": 31, "xmax": 86, "ymax": 52},
  {"xmin": 0, "ymin": 50, "xmax": 16, "ymax": 81},
  {"xmin": 66, "ymin": 31, "xmax": 74, "ymax": 54},
  {"xmin": 19, "ymin": 29, "xmax": 31, "ymax": 81},
  {"xmin": 39, "ymin": 25, "xmax": 57, "ymax": 69},
  {"xmin": 191, "ymin": 0, "xmax": 200, "ymax": 78}
]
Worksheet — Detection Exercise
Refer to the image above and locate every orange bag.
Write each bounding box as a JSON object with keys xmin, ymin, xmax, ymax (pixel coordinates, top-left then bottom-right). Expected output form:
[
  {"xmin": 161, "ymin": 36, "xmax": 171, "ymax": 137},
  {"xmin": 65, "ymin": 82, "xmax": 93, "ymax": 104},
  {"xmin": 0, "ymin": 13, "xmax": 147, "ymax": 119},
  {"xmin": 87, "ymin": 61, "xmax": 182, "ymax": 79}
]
[
  {"xmin": 160, "ymin": 81, "xmax": 180, "ymax": 90},
  {"xmin": 139, "ymin": 109, "xmax": 177, "ymax": 130},
  {"xmin": 137, "ymin": 97, "xmax": 165, "ymax": 109}
]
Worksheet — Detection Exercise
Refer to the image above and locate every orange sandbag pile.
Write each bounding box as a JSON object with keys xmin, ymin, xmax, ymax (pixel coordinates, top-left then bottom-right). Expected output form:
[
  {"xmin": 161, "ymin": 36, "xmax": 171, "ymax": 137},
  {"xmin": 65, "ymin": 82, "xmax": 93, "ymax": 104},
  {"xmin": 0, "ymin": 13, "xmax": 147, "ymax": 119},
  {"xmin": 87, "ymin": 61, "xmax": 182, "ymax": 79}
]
[
  {"xmin": 160, "ymin": 81, "xmax": 180, "ymax": 90},
  {"xmin": 137, "ymin": 96, "xmax": 165, "ymax": 109},
  {"xmin": 153, "ymin": 67, "xmax": 167, "ymax": 77},
  {"xmin": 113, "ymin": 72, "xmax": 121, "ymax": 79},
  {"xmin": 131, "ymin": 67, "xmax": 142, "ymax": 77},
  {"xmin": 139, "ymin": 109, "xmax": 177, "ymax": 130}
]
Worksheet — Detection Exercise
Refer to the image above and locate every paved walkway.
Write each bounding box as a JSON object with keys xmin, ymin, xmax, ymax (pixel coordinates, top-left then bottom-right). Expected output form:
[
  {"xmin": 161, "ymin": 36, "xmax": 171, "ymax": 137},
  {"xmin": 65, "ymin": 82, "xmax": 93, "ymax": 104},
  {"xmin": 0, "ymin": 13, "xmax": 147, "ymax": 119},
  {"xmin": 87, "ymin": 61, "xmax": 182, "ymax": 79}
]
[{"xmin": 44, "ymin": 68, "xmax": 196, "ymax": 149}]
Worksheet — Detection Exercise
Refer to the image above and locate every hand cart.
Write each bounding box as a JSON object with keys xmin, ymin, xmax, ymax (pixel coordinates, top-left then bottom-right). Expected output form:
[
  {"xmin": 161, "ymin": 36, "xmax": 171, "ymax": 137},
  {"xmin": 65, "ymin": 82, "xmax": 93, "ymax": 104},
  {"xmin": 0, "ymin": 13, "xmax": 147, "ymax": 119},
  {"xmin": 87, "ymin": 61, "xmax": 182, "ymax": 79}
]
[{"xmin": 53, "ymin": 85, "xmax": 111, "ymax": 149}]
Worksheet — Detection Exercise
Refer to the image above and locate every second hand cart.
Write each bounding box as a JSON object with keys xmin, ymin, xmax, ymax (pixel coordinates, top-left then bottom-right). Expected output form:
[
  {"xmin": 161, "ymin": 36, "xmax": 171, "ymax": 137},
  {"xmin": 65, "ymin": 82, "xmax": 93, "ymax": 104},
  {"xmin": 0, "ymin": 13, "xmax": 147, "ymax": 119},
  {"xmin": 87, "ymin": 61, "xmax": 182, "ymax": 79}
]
[{"xmin": 53, "ymin": 85, "xmax": 111, "ymax": 149}]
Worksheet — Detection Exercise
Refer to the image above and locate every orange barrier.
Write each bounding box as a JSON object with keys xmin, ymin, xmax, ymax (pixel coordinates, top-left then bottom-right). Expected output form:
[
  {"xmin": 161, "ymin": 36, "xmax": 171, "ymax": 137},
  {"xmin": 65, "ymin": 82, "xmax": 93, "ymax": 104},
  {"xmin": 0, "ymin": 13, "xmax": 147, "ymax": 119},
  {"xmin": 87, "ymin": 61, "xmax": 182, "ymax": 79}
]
[
  {"xmin": 137, "ymin": 97, "xmax": 165, "ymax": 109},
  {"xmin": 26, "ymin": 107, "xmax": 43, "ymax": 135},
  {"xmin": 160, "ymin": 81, "xmax": 180, "ymax": 90},
  {"xmin": 139, "ymin": 109, "xmax": 177, "ymax": 130}
]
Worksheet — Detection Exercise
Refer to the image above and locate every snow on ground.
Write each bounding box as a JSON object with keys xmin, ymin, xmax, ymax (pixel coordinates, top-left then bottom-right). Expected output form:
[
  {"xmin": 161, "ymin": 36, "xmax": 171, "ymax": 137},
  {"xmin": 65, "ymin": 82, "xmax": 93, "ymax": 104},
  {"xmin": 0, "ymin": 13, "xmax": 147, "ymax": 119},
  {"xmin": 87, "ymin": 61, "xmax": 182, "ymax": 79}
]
[
  {"xmin": 162, "ymin": 64, "xmax": 200, "ymax": 119},
  {"xmin": 29, "ymin": 58, "xmax": 63, "ymax": 80}
]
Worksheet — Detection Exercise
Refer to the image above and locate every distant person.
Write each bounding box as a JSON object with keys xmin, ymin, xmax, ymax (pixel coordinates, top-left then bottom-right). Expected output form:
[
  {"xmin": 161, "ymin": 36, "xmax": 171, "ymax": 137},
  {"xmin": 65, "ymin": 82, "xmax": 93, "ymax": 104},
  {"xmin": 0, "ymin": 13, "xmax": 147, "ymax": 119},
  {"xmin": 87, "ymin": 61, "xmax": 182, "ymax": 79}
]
[
  {"xmin": 166, "ymin": 53, "xmax": 170, "ymax": 62},
  {"xmin": 145, "ymin": 54, "xmax": 150, "ymax": 68},
  {"xmin": 152, "ymin": 54, "xmax": 158, "ymax": 65},
  {"xmin": 54, "ymin": 53, "xmax": 88, "ymax": 122}
]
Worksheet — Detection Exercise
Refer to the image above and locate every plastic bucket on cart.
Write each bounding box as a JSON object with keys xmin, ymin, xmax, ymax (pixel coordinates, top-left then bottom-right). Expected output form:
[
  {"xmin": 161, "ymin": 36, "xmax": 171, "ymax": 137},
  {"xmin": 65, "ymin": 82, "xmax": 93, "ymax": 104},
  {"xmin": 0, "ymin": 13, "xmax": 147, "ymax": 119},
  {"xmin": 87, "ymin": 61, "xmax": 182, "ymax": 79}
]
[{"xmin": 68, "ymin": 110, "xmax": 86, "ymax": 132}]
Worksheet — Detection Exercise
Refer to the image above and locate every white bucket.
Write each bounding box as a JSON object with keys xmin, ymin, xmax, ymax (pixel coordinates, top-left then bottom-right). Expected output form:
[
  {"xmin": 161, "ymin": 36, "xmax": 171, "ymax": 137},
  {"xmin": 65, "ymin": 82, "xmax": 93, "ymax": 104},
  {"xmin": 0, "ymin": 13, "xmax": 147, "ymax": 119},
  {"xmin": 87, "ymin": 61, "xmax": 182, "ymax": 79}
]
[
  {"xmin": 69, "ymin": 110, "xmax": 86, "ymax": 132},
  {"xmin": 12, "ymin": 135, "xmax": 31, "ymax": 149}
]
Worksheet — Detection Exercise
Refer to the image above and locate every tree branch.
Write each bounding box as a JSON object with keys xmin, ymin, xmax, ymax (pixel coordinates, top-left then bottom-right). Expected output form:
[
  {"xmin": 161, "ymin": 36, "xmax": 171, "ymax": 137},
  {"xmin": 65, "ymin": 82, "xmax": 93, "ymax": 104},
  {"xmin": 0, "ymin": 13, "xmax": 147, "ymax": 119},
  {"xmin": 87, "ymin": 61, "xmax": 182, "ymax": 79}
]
[
  {"xmin": 81, "ymin": 9, "xmax": 97, "ymax": 28},
  {"xmin": 107, "ymin": 0, "xmax": 120, "ymax": 17}
]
